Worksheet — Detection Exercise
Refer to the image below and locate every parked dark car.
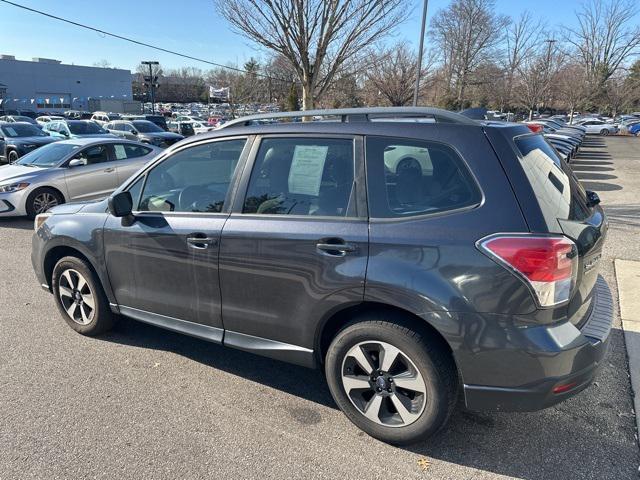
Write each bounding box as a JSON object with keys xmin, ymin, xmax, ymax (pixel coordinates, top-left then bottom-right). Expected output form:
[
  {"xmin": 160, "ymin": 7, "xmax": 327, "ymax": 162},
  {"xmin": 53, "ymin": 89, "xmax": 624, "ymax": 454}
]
[
  {"xmin": 63, "ymin": 110, "xmax": 93, "ymax": 120},
  {"xmin": 121, "ymin": 114, "xmax": 168, "ymax": 131},
  {"xmin": 168, "ymin": 121, "xmax": 195, "ymax": 137},
  {"xmin": 0, "ymin": 115, "xmax": 41, "ymax": 127},
  {"xmin": 31, "ymin": 107, "xmax": 612, "ymax": 445},
  {"xmin": 104, "ymin": 120, "xmax": 183, "ymax": 147},
  {"xmin": 0, "ymin": 121, "xmax": 58, "ymax": 163}
]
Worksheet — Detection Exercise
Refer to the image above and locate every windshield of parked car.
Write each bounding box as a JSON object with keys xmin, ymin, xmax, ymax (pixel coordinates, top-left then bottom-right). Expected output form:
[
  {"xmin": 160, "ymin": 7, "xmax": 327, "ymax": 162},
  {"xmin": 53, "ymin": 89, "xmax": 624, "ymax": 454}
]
[
  {"xmin": 0, "ymin": 124, "xmax": 47, "ymax": 137},
  {"xmin": 132, "ymin": 120, "xmax": 163, "ymax": 133},
  {"xmin": 68, "ymin": 121, "xmax": 107, "ymax": 134},
  {"xmin": 15, "ymin": 142, "xmax": 81, "ymax": 168},
  {"xmin": 13, "ymin": 116, "xmax": 37, "ymax": 124},
  {"xmin": 107, "ymin": 114, "xmax": 121, "ymax": 120}
]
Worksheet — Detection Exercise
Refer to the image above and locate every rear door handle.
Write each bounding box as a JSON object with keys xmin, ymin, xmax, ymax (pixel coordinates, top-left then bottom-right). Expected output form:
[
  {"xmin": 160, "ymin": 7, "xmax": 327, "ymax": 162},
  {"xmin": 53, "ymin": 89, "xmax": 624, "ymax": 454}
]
[
  {"xmin": 316, "ymin": 239, "xmax": 357, "ymax": 256},
  {"xmin": 104, "ymin": 167, "xmax": 115, "ymax": 173}
]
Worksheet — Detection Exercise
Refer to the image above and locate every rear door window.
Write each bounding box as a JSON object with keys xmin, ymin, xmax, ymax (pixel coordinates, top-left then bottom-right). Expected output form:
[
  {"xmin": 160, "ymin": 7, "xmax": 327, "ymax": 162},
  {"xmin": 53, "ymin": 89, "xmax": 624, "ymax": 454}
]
[
  {"xmin": 366, "ymin": 137, "xmax": 481, "ymax": 218},
  {"xmin": 514, "ymin": 134, "xmax": 590, "ymax": 223},
  {"xmin": 242, "ymin": 137, "xmax": 355, "ymax": 217}
]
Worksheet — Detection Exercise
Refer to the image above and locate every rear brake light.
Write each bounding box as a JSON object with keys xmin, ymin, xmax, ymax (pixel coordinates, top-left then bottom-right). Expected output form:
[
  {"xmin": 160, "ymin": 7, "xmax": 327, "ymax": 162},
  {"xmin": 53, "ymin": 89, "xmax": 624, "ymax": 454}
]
[
  {"xmin": 477, "ymin": 234, "xmax": 578, "ymax": 307},
  {"xmin": 526, "ymin": 124, "xmax": 544, "ymax": 133}
]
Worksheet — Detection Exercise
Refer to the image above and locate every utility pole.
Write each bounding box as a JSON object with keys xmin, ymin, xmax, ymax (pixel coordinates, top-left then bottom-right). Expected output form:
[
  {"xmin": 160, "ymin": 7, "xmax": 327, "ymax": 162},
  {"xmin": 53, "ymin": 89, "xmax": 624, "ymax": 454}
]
[
  {"xmin": 141, "ymin": 61, "xmax": 159, "ymax": 114},
  {"xmin": 413, "ymin": 0, "xmax": 429, "ymax": 106}
]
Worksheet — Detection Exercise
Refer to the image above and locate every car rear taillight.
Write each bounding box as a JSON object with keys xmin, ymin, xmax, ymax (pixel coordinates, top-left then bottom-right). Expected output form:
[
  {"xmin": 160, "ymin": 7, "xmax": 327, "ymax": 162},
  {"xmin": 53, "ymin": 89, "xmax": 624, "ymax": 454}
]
[
  {"xmin": 526, "ymin": 124, "xmax": 544, "ymax": 133},
  {"xmin": 477, "ymin": 234, "xmax": 578, "ymax": 307}
]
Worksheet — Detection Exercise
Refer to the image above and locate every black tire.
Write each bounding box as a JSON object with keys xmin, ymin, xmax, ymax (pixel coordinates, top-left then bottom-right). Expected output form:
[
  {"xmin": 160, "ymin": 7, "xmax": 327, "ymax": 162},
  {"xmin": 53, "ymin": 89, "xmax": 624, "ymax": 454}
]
[
  {"xmin": 25, "ymin": 187, "xmax": 64, "ymax": 220},
  {"xmin": 7, "ymin": 150, "xmax": 19, "ymax": 164},
  {"xmin": 600, "ymin": 129, "xmax": 609, "ymax": 136},
  {"xmin": 325, "ymin": 315, "xmax": 458, "ymax": 445},
  {"xmin": 51, "ymin": 256, "xmax": 116, "ymax": 336}
]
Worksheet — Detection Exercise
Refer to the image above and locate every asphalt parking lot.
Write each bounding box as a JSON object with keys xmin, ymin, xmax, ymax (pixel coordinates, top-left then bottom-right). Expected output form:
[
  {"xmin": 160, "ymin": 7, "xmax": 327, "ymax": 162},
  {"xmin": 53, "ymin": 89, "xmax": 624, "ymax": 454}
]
[{"xmin": 1, "ymin": 136, "xmax": 639, "ymax": 479}]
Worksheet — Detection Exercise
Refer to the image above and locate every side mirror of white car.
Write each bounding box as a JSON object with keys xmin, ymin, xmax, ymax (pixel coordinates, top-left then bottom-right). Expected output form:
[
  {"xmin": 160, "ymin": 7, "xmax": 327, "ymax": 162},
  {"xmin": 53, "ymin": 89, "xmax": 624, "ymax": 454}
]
[{"xmin": 68, "ymin": 158, "xmax": 86, "ymax": 167}]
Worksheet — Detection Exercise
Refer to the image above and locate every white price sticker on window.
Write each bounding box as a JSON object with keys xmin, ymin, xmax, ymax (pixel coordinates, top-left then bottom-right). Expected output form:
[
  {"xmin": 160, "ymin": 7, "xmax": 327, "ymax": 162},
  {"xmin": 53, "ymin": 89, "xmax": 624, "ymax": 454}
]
[
  {"xmin": 288, "ymin": 145, "xmax": 328, "ymax": 196},
  {"xmin": 114, "ymin": 144, "xmax": 127, "ymax": 160}
]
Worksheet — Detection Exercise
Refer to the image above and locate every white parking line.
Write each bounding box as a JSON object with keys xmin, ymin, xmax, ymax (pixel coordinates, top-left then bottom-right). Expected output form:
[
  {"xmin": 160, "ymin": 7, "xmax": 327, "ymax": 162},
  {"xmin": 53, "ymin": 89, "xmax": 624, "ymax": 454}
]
[{"xmin": 615, "ymin": 259, "xmax": 640, "ymax": 441}]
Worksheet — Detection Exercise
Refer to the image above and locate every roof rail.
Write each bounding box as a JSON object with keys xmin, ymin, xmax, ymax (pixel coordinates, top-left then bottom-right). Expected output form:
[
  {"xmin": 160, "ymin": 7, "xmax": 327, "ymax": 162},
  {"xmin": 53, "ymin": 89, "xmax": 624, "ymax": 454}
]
[{"xmin": 219, "ymin": 107, "xmax": 477, "ymax": 129}]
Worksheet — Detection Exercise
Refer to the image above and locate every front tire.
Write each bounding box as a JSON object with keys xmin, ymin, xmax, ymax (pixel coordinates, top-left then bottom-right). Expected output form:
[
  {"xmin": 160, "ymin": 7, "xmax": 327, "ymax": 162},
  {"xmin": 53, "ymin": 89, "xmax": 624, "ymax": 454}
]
[
  {"xmin": 52, "ymin": 256, "xmax": 116, "ymax": 336},
  {"xmin": 325, "ymin": 317, "xmax": 457, "ymax": 445},
  {"xmin": 25, "ymin": 187, "xmax": 64, "ymax": 219},
  {"xmin": 7, "ymin": 150, "xmax": 19, "ymax": 164}
]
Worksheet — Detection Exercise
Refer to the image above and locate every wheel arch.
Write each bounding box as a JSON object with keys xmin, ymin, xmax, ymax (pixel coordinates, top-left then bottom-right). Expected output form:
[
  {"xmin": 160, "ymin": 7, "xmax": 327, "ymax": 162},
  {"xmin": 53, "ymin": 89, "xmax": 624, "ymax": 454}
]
[
  {"xmin": 315, "ymin": 302, "xmax": 460, "ymax": 378},
  {"xmin": 42, "ymin": 243, "xmax": 115, "ymax": 306}
]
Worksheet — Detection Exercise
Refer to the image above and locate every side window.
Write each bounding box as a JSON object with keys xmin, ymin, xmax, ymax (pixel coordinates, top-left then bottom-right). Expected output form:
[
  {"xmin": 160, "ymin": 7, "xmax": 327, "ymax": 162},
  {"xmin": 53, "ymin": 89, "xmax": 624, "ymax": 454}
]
[
  {"xmin": 113, "ymin": 143, "xmax": 152, "ymax": 160},
  {"xmin": 243, "ymin": 138, "xmax": 355, "ymax": 217},
  {"xmin": 366, "ymin": 137, "xmax": 481, "ymax": 218},
  {"xmin": 138, "ymin": 139, "xmax": 245, "ymax": 213},
  {"xmin": 76, "ymin": 145, "xmax": 110, "ymax": 165}
]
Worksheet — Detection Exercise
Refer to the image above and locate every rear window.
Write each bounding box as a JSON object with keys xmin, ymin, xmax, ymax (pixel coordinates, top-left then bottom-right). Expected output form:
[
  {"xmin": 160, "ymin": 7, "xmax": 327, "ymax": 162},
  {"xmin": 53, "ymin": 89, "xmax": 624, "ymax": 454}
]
[
  {"xmin": 514, "ymin": 134, "xmax": 590, "ymax": 224},
  {"xmin": 366, "ymin": 137, "xmax": 482, "ymax": 218}
]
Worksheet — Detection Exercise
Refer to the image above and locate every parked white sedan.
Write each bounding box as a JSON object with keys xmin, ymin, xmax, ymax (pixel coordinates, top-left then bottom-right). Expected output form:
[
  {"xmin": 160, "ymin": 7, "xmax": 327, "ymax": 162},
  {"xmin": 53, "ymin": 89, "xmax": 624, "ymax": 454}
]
[
  {"xmin": 576, "ymin": 119, "xmax": 619, "ymax": 136},
  {"xmin": 0, "ymin": 138, "xmax": 160, "ymax": 218}
]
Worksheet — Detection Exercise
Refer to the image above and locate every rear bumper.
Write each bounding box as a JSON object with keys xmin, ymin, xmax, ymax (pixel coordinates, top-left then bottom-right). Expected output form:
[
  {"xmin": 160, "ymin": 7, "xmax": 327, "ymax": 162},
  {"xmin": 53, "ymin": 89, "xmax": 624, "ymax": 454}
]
[{"xmin": 462, "ymin": 275, "xmax": 613, "ymax": 412}]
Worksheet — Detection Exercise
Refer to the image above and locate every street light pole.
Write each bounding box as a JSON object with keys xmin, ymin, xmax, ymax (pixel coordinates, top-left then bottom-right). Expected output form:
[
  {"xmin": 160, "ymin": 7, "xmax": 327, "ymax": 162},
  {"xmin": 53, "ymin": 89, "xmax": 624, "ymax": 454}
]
[
  {"xmin": 141, "ymin": 61, "xmax": 159, "ymax": 114},
  {"xmin": 413, "ymin": 0, "xmax": 429, "ymax": 106}
]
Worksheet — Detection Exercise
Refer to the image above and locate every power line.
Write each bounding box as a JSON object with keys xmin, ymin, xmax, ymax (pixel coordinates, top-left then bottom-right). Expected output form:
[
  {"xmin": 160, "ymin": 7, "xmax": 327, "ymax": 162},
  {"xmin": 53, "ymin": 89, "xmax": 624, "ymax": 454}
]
[{"xmin": 0, "ymin": 0, "xmax": 292, "ymax": 83}]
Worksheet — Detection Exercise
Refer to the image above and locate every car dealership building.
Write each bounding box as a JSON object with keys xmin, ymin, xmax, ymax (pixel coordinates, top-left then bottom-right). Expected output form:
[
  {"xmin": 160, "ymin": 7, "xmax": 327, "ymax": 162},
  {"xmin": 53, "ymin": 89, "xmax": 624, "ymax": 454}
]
[{"xmin": 0, "ymin": 55, "xmax": 133, "ymax": 113}]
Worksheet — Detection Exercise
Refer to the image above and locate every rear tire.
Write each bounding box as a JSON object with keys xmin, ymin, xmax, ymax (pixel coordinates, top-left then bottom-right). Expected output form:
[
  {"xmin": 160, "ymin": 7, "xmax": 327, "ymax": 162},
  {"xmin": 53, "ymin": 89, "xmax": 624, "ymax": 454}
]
[
  {"xmin": 600, "ymin": 129, "xmax": 609, "ymax": 136},
  {"xmin": 52, "ymin": 256, "xmax": 116, "ymax": 336},
  {"xmin": 25, "ymin": 187, "xmax": 64, "ymax": 219},
  {"xmin": 325, "ymin": 315, "xmax": 457, "ymax": 445}
]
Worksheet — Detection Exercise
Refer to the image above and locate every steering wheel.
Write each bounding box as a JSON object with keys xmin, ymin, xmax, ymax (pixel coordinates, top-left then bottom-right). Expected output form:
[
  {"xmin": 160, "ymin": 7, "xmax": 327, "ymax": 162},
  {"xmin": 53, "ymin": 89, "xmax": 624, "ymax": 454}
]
[{"xmin": 178, "ymin": 185, "xmax": 211, "ymax": 211}]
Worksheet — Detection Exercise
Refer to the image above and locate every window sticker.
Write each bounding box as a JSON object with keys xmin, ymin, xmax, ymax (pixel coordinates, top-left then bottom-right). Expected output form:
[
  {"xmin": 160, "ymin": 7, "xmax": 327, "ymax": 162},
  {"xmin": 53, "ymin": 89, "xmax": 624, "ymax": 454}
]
[
  {"xmin": 288, "ymin": 145, "xmax": 328, "ymax": 196},
  {"xmin": 114, "ymin": 144, "xmax": 127, "ymax": 160}
]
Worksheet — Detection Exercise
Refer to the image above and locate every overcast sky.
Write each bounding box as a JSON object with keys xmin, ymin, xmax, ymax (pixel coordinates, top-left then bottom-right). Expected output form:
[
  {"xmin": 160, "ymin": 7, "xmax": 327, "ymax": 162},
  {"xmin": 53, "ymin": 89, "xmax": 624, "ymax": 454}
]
[{"xmin": 0, "ymin": 0, "xmax": 629, "ymax": 72}]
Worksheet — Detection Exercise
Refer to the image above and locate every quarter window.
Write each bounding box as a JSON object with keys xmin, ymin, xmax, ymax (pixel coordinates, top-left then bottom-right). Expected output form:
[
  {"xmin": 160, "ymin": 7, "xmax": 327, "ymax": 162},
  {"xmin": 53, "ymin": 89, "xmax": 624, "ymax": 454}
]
[
  {"xmin": 366, "ymin": 137, "xmax": 481, "ymax": 218},
  {"xmin": 138, "ymin": 139, "xmax": 245, "ymax": 213},
  {"xmin": 243, "ymin": 138, "xmax": 355, "ymax": 217}
]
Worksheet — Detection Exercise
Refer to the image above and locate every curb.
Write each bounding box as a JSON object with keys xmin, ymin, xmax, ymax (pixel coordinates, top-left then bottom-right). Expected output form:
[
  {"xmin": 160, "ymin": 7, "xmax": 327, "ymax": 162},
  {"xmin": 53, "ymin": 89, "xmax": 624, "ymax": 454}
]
[{"xmin": 614, "ymin": 259, "xmax": 640, "ymax": 447}]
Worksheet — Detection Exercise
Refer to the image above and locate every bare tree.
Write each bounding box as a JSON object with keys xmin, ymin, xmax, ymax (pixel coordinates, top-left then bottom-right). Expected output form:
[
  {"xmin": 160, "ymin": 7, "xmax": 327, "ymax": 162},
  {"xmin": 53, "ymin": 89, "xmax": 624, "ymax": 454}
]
[
  {"xmin": 430, "ymin": 0, "xmax": 509, "ymax": 109},
  {"xmin": 556, "ymin": 63, "xmax": 589, "ymax": 123},
  {"xmin": 565, "ymin": 0, "xmax": 640, "ymax": 95},
  {"xmin": 515, "ymin": 38, "xmax": 565, "ymax": 120},
  {"xmin": 214, "ymin": 0, "xmax": 406, "ymax": 110},
  {"xmin": 365, "ymin": 43, "xmax": 433, "ymax": 106},
  {"xmin": 501, "ymin": 11, "xmax": 541, "ymax": 111}
]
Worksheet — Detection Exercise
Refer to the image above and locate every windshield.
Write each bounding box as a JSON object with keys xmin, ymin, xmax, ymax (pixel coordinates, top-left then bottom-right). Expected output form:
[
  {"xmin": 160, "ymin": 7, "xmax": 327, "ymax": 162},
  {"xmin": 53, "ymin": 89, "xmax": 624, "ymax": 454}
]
[
  {"xmin": 68, "ymin": 121, "xmax": 106, "ymax": 134},
  {"xmin": 16, "ymin": 142, "xmax": 81, "ymax": 168},
  {"xmin": 107, "ymin": 114, "xmax": 121, "ymax": 120},
  {"xmin": 1, "ymin": 124, "xmax": 47, "ymax": 137},
  {"xmin": 14, "ymin": 116, "xmax": 37, "ymax": 124},
  {"xmin": 132, "ymin": 120, "xmax": 163, "ymax": 133}
]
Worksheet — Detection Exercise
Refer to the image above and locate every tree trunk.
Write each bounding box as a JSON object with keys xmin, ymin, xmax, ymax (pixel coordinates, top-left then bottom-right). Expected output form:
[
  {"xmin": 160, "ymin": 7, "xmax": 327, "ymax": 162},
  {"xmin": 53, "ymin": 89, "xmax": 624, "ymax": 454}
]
[
  {"xmin": 302, "ymin": 82, "xmax": 315, "ymax": 111},
  {"xmin": 528, "ymin": 109, "xmax": 533, "ymax": 121}
]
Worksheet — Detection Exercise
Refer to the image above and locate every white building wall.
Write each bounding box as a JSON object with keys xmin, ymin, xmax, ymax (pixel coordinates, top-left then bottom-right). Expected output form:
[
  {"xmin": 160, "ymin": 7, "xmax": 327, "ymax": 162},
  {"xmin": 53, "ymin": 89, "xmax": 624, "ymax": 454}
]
[{"xmin": 0, "ymin": 57, "xmax": 132, "ymax": 112}]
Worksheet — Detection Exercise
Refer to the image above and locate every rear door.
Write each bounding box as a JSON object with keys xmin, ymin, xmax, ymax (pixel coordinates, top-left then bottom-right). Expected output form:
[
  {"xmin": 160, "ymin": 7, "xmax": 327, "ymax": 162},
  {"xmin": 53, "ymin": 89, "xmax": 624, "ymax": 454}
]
[
  {"xmin": 219, "ymin": 135, "xmax": 368, "ymax": 355},
  {"xmin": 64, "ymin": 143, "xmax": 120, "ymax": 200},
  {"xmin": 512, "ymin": 134, "xmax": 607, "ymax": 326}
]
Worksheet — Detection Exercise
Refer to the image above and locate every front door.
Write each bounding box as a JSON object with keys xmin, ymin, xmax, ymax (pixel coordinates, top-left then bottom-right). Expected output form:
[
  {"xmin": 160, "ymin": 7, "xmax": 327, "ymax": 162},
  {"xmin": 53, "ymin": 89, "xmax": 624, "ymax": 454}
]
[
  {"xmin": 64, "ymin": 144, "xmax": 120, "ymax": 200},
  {"xmin": 219, "ymin": 136, "xmax": 369, "ymax": 354},
  {"xmin": 103, "ymin": 137, "xmax": 249, "ymax": 335}
]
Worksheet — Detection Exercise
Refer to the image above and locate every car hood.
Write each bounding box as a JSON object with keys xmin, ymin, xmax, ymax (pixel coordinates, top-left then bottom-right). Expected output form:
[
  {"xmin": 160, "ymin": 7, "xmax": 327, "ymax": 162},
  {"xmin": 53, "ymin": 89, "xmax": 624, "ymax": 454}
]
[
  {"xmin": 0, "ymin": 164, "xmax": 47, "ymax": 183},
  {"xmin": 8, "ymin": 136, "xmax": 57, "ymax": 146}
]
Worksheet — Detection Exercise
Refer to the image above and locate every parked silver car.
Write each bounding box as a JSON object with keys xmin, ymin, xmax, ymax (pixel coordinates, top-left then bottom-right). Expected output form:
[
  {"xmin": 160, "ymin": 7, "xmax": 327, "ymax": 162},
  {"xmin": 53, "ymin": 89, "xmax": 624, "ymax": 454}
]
[
  {"xmin": 0, "ymin": 138, "xmax": 160, "ymax": 218},
  {"xmin": 575, "ymin": 119, "xmax": 618, "ymax": 135}
]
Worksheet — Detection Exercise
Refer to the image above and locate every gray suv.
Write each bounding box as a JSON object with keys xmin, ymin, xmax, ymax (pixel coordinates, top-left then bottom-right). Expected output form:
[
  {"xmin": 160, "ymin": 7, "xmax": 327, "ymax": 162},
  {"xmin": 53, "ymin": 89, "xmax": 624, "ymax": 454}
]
[{"xmin": 31, "ymin": 108, "xmax": 613, "ymax": 445}]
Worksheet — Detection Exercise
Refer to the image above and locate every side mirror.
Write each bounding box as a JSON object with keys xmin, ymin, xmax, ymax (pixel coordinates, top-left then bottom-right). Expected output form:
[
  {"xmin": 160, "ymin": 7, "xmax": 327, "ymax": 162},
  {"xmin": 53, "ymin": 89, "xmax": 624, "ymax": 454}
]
[
  {"xmin": 586, "ymin": 190, "xmax": 601, "ymax": 207},
  {"xmin": 131, "ymin": 129, "xmax": 139, "ymax": 135},
  {"xmin": 108, "ymin": 191, "xmax": 133, "ymax": 218},
  {"xmin": 68, "ymin": 158, "xmax": 86, "ymax": 167}
]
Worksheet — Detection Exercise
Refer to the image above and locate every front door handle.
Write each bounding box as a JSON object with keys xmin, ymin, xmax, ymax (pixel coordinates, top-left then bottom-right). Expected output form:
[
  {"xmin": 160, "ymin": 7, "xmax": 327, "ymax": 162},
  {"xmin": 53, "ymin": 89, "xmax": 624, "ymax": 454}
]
[
  {"xmin": 316, "ymin": 239, "xmax": 357, "ymax": 256},
  {"xmin": 104, "ymin": 167, "xmax": 115, "ymax": 173},
  {"xmin": 186, "ymin": 234, "xmax": 218, "ymax": 250}
]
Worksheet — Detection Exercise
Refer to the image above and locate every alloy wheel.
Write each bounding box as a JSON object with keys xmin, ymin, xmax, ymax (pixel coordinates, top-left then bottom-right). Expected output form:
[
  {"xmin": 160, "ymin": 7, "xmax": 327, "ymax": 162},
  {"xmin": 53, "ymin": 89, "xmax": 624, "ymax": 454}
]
[
  {"xmin": 57, "ymin": 269, "xmax": 95, "ymax": 325},
  {"xmin": 341, "ymin": 341, "xmax": 427, "ymax": 427},
  {"xmin": 32, "ymin": 192, "xmax": 59, "ymax": 215}
]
